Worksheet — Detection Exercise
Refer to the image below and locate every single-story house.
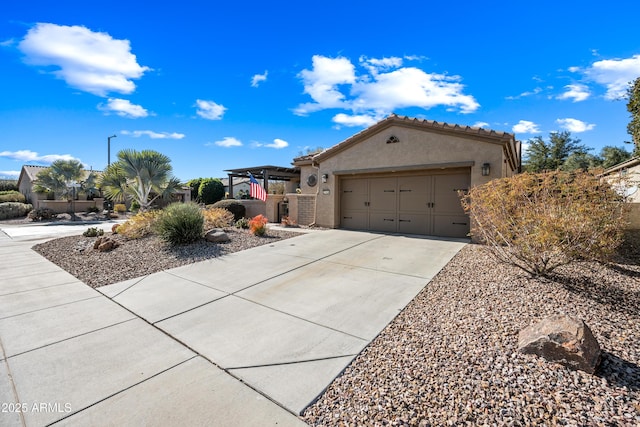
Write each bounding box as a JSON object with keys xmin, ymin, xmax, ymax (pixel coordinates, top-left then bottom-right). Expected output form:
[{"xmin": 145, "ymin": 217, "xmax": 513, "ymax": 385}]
[
  {"xmin": 601, "ymin": 156, "xmax": 640, "ymax": 229},
  {"xmin": 17, "ymin": 164, "xmax": 190, "ymax": 213},
  {"xmin": 286, "ymin": 114, "xmax": 521, "ymax": 238}
]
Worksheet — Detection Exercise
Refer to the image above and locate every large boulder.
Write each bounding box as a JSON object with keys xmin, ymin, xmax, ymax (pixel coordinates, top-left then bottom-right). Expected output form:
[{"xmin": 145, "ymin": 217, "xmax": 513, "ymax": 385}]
[
  {"xmin": 517, "ymin": 315, "xmax": 601, "ymax": 374},
  {"xmin": 205, "ymin": 229, "xmax": 230, "ymax": 243}
]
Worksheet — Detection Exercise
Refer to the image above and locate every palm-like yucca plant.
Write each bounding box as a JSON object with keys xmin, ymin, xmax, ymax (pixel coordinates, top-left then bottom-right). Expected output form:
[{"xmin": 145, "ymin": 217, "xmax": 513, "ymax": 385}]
[
  {"xmin": 33, "ymin": 159, "xmax": 84, "ymax": 200},
  {"xmin": 99, "ymin": 149, "xmax": 182, "ymax": 211}
]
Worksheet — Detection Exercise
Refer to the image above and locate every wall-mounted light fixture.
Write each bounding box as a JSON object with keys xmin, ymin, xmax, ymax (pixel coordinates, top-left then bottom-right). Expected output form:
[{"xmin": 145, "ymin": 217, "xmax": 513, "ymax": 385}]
[
  {"xmin": 481, "ymin": 163, "xmax": 491, "ymax": 176},
  {"xmin": 321, "ymin": 173, "xmax": 328, "ymax": 183}
]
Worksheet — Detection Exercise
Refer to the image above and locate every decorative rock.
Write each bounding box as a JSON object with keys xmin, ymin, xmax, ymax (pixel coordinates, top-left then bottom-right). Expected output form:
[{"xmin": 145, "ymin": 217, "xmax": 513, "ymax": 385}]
[
  {"xmin": 517, "ymin": 315, "xmax": 601, "ymax": 374},
  {"xmin": 93, "ymin": 236, "xmax": 120, "ymax": 252},
  {"xmin": 205, "ymin": 230, "xmax": 230, "ymax": 243}
]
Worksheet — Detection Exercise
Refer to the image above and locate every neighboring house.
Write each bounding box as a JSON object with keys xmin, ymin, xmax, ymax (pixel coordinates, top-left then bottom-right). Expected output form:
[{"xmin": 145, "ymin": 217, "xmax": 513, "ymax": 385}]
[
  {"xmin": 219, "ymin": 177, "xmax": 251, "ymax": 198},
  {"xmin": 601, "ymin": 156, "xmax": 640, "ymax": 229},
  {"xmin": 17, "ymin": 165, "xmax": 49, "ymax": 204},
  {"xmin": 289, "ymin": 115, "xmax": 521, "ymax": 238},
  {"xmin": 17, "ymin": 165, "xmax": 101, "ymax": 204}
]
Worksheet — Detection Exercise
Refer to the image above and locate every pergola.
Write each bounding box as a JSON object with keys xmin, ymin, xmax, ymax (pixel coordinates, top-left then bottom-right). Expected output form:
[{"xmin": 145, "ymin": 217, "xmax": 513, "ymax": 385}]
[{"xmin": 224, "ymin": 165, "xmax": 300, "ymax": 196}]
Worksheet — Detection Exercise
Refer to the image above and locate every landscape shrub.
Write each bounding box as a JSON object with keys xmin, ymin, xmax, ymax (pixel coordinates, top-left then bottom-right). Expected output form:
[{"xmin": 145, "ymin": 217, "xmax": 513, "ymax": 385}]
[
  {"xmin": 86, "ymin": 206, "xmax": 100, "ymax": 214},
  {"xmin": 186, "ymin": 178, "xmax": 203, "ymax": 203},
  {"xmin": 203, "ymin": 207, "xmax": 234, "ymax": 230},
  {"xmin": 114, "ymin": 203, "xmax": 127, "ymax": 213},
  {"xmin": 83, "ymin": 227, "xmax": 104, "ymax": 237},
  {"xmin": 0, "ymin": 180, "xmax": 18, "ymax": 192},
  {"xmin": 211, "ymin": 199, "xmax": 246, "ymax": 221},
  {"xmin": 249, "ymin": 214, "xmax": 268, "ymax": 236},
  {"xmin": 130, "ymin": 200, "xmax": 140, "ymax": 212},
  {"xmin": 461, "ymin": 170, "xmax": 626, "ymax": 277},
  {"xmin": 0, "ymin": 191, "xmax": 26, "ymax": 203},
  {"xmin": 27, "ymin": 207, "xmax": 56, "ymax": 221},
  {"xmin": 235, "ymin": 217, "xmax": 249, "ymax": 229},
  {"xmin": 0, "ymin": 202, "xmax": 32, "ymax": 220},
  {"xmin": 198, "ymin": 178, "xmax": 224, "ymax": 205},
  {"xmin": 156, "ymin": 202, "xmax": 204, "ymax": 245},
  {"xmin": 116, "ymin": 210, "xmax": 162, "ymax": 239}
]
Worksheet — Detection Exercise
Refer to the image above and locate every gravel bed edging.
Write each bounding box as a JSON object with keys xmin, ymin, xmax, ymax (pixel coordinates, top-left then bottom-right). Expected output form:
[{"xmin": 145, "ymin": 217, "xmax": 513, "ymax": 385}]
[{"xmin": 32, "ymin": 228, "xmax": 302, "ymax": 288}]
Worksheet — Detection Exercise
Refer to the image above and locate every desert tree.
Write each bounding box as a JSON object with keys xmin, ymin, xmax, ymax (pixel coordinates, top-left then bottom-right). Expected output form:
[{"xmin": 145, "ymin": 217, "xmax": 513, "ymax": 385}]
[{"xmin": 99, "ymin": 149, "xmax": 182, "ymax": 211}]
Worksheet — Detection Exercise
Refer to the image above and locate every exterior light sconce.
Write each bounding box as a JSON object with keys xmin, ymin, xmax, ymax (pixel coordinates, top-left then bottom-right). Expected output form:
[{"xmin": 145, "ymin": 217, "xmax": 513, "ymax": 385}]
[
  {"xmin": 481, "ymin": 163, "xmax": 491, "ymax": 176},
  {"xmin": 321, "ymin": 174, "xmax": 328, "ymax": 183}
]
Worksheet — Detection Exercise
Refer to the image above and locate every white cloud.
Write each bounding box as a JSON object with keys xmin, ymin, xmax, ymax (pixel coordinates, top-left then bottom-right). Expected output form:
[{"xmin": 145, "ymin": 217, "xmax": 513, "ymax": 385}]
[
  {"xmin": 251, "ymin": 71, "xmax": 268, "ymax": 87},
  {"xmin": 196, "ymin": 99, "xmax": 226, "ymax": 120},
  {"xmin": 99, "ymin": 98, "xmax": 149, "ymax": 118},
  {"xmin": 556, "ymin": 84, "xmax": 590, "ymax": 102},
  {"xmin": 505, "ymin": 87, "xmax": 542, "ymax": 100},
  {"xmin": 295, "ymin": 55, "xmax": 357, "ymax": 115},
  {"xmin": 0, "ymin": 150, "xmax": 80, "ymax": 164},
  {"xmin": 121, "ymin": 130, "xmax": 185, "ymax": 139},
  {"xmin": 294, "ymin": 55, "xmax": 479, "ymax": 124},
  {"xmin": 359, "ymin": 55, "xmax": 403, "ymax": 74},
  {"xmin": 472, "ymin": 121, "xmax": 489, "ymax": 129},
  {"xmin": 18, "ymin": 23, "xmax": 150, "ymax": 96},
  {"xmin": 556, "ymin": 118, "xmax": 595, "ymax": 133},
  {"xmin": 512, "ymin": 120, "xmax": 541, "ymax": 134},
  {"xmin": 352, "ymin": 67, "xmax": 479, "ymax": 113},
  {"xmin": 209, "ymin": 137, "xmax": 242, "ymax": 148},
  {"xmin": 332, "ymin": 113, "xmax": 379, "ymax": 127},
  {"xmin": 265, "ymin": 138, "xmax": 288, "ymax": 149},
  {"xmin": 584, "ymin": 54, "xmax": 640, "ymax": 100},
  {"xmin": 252, "ymin": 138, "xmax": 289, "ymax": 149},
  {"xmin": 0, "ymin": 170, "xmax": 20, "ymax": 178}
]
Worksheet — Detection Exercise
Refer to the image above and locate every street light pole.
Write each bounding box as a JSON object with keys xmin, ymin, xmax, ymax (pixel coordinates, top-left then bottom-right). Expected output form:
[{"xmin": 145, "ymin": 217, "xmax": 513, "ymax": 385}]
[
  {"xmin": 106, "ymin": 134, "xmax": 117, "ymax": 218},
  {"xmin": 107, "ymin": 134, "xmax": 117, "ymax": 167}
]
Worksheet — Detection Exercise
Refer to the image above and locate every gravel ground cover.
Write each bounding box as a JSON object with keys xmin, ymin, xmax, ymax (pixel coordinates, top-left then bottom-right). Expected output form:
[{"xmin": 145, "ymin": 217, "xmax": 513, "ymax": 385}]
[
  {"xmin": 303, "ymin": 243, "xmax": 640, "ymax": 426},
  {"xmin": 32, "ymin": 228, "xmax": 301, "ymax": 288}
]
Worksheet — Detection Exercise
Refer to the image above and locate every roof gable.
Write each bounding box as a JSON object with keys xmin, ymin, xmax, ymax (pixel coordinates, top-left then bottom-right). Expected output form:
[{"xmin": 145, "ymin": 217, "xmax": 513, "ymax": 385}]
[{"xmin": 312, "ymin": 115, "xmax": 517, "ymax": 164}]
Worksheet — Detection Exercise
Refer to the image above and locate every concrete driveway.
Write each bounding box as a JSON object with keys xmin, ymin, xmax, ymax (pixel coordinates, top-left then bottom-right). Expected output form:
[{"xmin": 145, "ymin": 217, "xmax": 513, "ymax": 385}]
[{"xmin": 0, "ymin": 225, "xmax": 466, "ymax": 425}]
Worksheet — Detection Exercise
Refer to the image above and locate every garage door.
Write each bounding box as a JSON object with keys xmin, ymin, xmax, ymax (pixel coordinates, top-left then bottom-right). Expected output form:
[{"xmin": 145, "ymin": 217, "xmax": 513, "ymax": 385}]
[{"xmin": 340, "ymin": 173, "xmax": 470, "ymax": 238}]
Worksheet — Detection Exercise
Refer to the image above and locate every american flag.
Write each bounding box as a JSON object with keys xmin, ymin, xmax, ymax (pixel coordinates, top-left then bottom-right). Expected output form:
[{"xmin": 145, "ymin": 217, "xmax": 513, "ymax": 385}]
[{"xmin": 248, "ymin": 172, "xmax": 267, "ymax": 202}]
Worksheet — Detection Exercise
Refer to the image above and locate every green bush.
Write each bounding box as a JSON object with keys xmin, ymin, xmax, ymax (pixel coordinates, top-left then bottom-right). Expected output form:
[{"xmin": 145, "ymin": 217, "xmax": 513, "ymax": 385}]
[
  {"xmin": 0, "ymin": 202, "xmax": 32, "ymax": 220},
  {"xmin": 211, "ymin": 199, "xmax": 246, "ymax": 221},
  {"xmin": 0, "ymin": 191, "xmax": 26, "ymax": 203},
  {"xmin": 86, "ymin": 206, "xmax": 100, "ymax": 213},
  {"xmin": 27, "ymin": 207, "xmax": 56, "ymax": 221},
  {"xmin": 461, "ymin": 171, "xmax": 626, "ymax": 277},
  {"xmin": 235, "ymin": 217, "xmax": 249, "ymax": 229},
  {"xmin": 83, "ymin": 227, "xmax": 104, "ymax": 237},
  {"xmin": 198, "ymin": 178, "xmax": 224, "ymax": 205},
  {"xmin": 0, "ymin": 180, "xmax": 18, "ymax": 192},
  {"xmin": 186, "ymin": 178, "xmax": 203, "ymax": 203},
  {"xmin": 156, "ymin": 202, "xmax": 204, "ymax": 245},
  {"xmin": 130, "ymin": 200, "xmax": 140, "ymax": 212}
]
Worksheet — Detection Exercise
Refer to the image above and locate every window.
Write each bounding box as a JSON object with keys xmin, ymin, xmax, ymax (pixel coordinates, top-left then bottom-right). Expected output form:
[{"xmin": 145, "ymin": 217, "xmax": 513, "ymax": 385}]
[{"xmin": 386, "ymin": 135, "xmax": 399, "ymax": 144}]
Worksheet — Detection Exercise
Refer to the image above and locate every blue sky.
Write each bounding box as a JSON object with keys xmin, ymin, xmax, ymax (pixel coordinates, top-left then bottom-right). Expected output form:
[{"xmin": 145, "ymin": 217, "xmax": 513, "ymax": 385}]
[{"xmin": 1, "ymin": 1, "xmax": 639, "ymax": 181}]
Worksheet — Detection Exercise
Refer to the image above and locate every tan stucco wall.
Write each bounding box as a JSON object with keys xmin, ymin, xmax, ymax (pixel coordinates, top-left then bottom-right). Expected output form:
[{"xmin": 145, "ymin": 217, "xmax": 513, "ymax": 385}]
[
  {"xmin": 299, "ymin": 125, "xmax": 512, "ymax": 228},
  {"xmin": 603, "ymin": 162, "xmax": 640, "ymax": 229}
]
